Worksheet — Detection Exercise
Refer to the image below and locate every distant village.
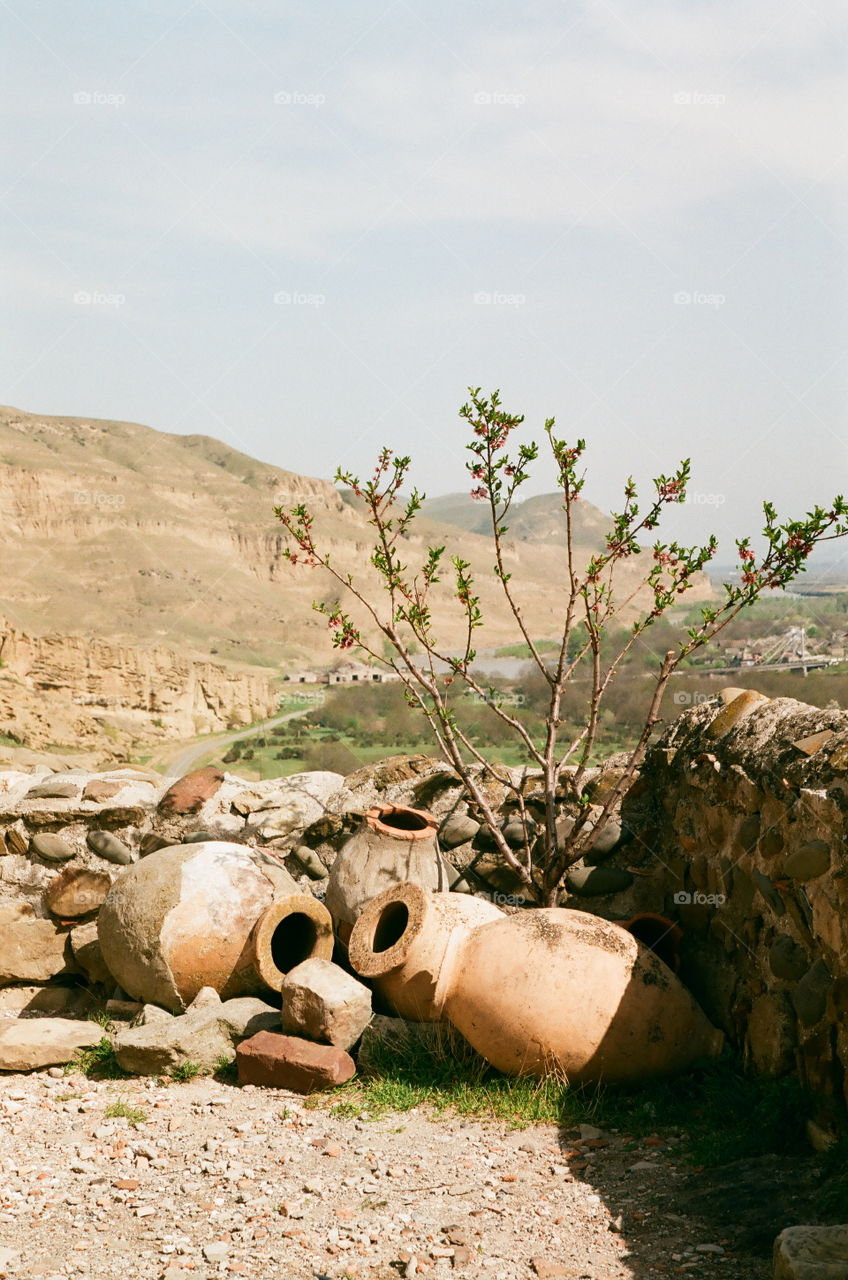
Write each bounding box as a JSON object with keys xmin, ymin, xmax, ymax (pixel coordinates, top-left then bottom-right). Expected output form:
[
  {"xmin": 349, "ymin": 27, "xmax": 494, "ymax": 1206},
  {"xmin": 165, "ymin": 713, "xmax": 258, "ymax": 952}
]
[{"xmin": 282, "ymin": 660, "xmax": 401, "ymax": 686}]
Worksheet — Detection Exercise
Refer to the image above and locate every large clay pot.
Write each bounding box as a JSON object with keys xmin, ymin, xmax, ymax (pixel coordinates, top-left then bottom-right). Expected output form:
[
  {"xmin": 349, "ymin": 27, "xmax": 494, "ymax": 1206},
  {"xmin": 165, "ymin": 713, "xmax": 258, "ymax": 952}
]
[
  {"xmin": 325, "ymin": 805, "xmax": 451, "ymax": 942},
  {"xmin": 98, "ymin": 841, "xmax": 333, "ymax": 1011},
  {"xmin": 620, "ymin": 913, "xmax": 683, "ymax": 973},
  {"xmin": 349, "ymin": 886, "xmax": 723, "ymax": 1082},
  {"xmin": 348, "ymin": 881, "xmax": 503, "ymax": 1021}
]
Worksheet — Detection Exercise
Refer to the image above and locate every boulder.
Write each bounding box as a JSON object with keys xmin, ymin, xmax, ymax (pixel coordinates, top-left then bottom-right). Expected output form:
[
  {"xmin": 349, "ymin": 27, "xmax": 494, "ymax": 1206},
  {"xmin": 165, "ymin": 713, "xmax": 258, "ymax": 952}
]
[
  {"xmin": 82, "ymin": 779, "xmax": 124, "ymax": 803},
  {"xmin": 113, "ymin": 993, "xmax": 279, "ymax": 1075},
  {"xmin": 70, "ymin": 920, "xmax": 113, "ymax": 986},
  {"xmin": 26, "ymin": 780, "xmax": 80, "ymax": 800},
  {"xmin": 288, "ymin": 845, "xmax": 328, "ymax": 879},
  {"xmin": 0, "ymin": 984, "xmax": 94, "ymax": 1015},
  {"xmin": 438, "ymin": 812, "xmax": 480, "ymax": 849},
  {"xmin": 281, "ymin": 958, "xmax": 372, "ymax": 1050},
  {"xmin": 248, "ymin": 791, "xmax": 325, "ymax": 842},
  {"xmin": 0, "ymin": 1017, "xmax": 103, "ymax": 1071},
  {"xmin": 236, "ymin": 1030, "xmax": 355, "ymax": 1091},
  {"xmin": 773, "ymin": 1224, "xmax": 848, "ymax": 1279},
  {"xmin": 0, "ymin": 919, "xmax": 72, "ymax": 985},
  {"xmin": 566, "ymin": 864, "xmax": 634, "ymax": 897},
  {"xmin": 86, "ymin": 830, "xmax": 133, "ymax": 865}
]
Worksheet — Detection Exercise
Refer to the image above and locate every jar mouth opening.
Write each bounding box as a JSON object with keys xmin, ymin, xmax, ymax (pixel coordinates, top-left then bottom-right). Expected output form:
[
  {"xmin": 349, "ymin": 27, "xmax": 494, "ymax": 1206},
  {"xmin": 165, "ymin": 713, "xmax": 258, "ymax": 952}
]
[
  {"xmin": 348, "ymin": 881, "xmax": 428, "ymax": 977},
  {"xmin": 252, "ymin": 894, "xmax": 334, "ymax": 989},
  {"xmin": 365, "ymin": 805, "xmax": 438, "ymax": 840}
]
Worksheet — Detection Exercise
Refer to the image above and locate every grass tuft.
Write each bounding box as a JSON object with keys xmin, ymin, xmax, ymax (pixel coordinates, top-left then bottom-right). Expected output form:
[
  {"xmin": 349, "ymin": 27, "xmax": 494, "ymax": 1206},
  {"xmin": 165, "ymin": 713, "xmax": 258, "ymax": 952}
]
[
  {"xmin": 305, "ymin": 1026, "xmax": 814, "ymax": 1168},
  {"xmin": 169, "ymin": 1059, "xmax": 204, "ymax": 1083},
  {"xmin": 213, "ymin": 1053, "xmax": 238, "ymax": 1084},
  {"xmin": 104, "ymin": 1098, "xmax": 147, "ymax": 1128},
  {"xmin": 65, "ymin": 1037, "xmax": 129, "ymax": 1080}
]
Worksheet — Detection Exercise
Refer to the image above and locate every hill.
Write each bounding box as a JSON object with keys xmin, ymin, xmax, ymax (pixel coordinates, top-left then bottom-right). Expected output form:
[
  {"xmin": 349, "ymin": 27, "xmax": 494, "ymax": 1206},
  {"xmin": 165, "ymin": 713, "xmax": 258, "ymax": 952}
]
[{"xmin": 0, "ymin": 406, "xmax": 712, "ymax": 755}]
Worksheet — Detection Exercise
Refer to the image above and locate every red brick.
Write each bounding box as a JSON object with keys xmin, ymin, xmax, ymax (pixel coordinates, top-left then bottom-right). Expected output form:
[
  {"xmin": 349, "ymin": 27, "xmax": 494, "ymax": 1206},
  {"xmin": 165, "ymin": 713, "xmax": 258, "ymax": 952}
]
[{"xmin": 236, "ymin": 1031, "xmax": 355, "ymax": 1092}]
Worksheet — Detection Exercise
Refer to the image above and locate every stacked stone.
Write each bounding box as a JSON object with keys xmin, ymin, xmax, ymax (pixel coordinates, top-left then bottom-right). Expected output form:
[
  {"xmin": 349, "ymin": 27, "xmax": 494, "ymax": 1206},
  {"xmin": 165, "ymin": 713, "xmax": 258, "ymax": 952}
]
[{"xmin": 613, "ymin": 690, "xmax": 848, "ymax": 1127}]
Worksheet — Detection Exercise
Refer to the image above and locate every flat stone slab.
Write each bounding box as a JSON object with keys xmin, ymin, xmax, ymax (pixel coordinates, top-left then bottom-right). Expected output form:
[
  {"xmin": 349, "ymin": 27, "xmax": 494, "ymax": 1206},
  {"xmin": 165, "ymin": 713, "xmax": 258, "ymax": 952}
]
[
  {"xmin": 0, "ymin": 1017, "xmax": 103, "ymax": 1071},
  {"xmin": 774, "ymin": 1224, "xmax": 848, "ymax": 1279}
]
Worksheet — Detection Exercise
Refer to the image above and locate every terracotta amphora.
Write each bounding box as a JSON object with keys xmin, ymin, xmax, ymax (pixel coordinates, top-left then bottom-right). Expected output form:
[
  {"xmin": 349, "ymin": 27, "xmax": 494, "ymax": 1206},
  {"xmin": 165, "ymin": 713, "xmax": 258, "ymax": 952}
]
[
  {"xmin": 349, "ymin": 885, "xmax": 723, "ymax": 1082},
  {"xmin": 98, "ymin": 841, "xmax": 333, "ymax": 1011}
]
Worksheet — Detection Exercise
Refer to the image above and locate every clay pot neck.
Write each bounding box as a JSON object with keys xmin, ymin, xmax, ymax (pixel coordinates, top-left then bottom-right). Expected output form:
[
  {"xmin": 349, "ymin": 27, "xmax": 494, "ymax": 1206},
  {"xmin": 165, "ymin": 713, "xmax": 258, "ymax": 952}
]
[
  {"xmin": 348, "ymin": 881, "xmax": 430, "ymax": 978},
  {"xmin": 364, "ymin": 805, "xmax": 437, "ymax": 841},
  {"xmin": 248, "ymin": 894, "xmax": 334, "ymax": 991}
]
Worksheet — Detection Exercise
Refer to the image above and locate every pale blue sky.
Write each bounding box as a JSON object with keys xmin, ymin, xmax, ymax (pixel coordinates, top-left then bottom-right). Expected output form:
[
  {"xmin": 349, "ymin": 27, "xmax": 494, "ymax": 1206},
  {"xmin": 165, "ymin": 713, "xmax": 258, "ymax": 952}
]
[{"xmin": 2, "ymin": 0, "xmax": 846, "ymax": 556}]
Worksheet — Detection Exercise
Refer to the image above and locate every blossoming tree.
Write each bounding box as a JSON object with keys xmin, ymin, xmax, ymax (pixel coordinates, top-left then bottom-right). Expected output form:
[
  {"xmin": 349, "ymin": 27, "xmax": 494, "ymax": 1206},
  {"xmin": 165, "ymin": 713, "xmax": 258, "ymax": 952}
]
[{"xmin": 277, "ymin": 388, "xmax": 848, "ymax": 906}]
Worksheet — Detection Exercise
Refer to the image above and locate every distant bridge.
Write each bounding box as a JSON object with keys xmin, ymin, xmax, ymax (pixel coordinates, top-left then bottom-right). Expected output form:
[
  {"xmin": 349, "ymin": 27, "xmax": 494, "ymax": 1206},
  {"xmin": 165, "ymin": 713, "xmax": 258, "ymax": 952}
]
[{"xmin": 682, "ymin": 626, "xmax": 839, "ymax": 677}]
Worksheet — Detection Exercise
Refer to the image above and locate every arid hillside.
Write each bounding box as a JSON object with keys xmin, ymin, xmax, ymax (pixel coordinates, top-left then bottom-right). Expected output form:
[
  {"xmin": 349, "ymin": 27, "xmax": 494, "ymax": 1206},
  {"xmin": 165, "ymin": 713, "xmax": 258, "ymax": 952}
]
[{"xmin": 0, "ymin": 405, "xmax": 712, "ymax": 755}]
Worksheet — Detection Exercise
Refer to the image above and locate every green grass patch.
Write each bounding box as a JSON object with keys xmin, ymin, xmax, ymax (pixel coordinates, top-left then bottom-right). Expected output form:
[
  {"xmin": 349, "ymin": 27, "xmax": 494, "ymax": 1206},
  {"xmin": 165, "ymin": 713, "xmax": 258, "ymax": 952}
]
[
  {"xmin": 104, "ymin": 1098, "xmax": 148, "ymax": 1128},
  {"xmin": 305, "ymin": 1030, "xmax": 812, "ymax": 1167},
  {"xmin": 213, "ymin": 1054, "xmax": 239, "ymax": 1084},
  {"xmin": 66, "ymin": 1037, "xmax": 129, "ymax": 1080},
  {"xmin": 169, "ymin": 1059, "xmax": 204, "ymax": 1083}
]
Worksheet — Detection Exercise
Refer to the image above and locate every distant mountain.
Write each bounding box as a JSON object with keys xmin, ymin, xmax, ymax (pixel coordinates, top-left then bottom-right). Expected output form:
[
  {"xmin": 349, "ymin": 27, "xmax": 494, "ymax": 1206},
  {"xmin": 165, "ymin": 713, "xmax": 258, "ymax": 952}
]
[{"xmin": 421, "ymin": 491, "xmax": 610, "ymax": 547}]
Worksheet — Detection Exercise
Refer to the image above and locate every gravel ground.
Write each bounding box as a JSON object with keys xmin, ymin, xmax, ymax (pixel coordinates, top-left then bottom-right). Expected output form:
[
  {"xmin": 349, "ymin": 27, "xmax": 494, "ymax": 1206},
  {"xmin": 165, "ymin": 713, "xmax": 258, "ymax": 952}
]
[{"xmin": 0, "ymin": 1071, "xmax": 772, "ymax": 1280}]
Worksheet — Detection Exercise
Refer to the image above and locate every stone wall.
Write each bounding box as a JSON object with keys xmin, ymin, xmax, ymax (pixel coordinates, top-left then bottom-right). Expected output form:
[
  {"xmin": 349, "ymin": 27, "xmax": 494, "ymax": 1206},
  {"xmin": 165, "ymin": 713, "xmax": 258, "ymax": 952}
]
[{"xmin": 600, "ymin": 691, "xmax": 848, "ymax": 1127}]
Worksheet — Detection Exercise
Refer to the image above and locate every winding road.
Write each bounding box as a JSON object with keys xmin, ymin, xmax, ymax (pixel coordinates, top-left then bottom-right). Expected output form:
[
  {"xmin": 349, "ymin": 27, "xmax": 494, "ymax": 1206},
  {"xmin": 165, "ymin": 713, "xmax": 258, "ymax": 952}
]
[{"xmin": 159, "ymin": 701, "xmax": 319, "ymax": 777}]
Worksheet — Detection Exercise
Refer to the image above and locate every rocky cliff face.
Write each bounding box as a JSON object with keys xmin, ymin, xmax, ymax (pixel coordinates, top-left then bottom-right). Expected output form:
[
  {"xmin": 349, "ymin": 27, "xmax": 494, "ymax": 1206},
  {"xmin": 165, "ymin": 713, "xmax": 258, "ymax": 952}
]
[
  {"xmin": 0, "ymin": 619, "xmax": 279, "ymax": 754},
  {"xmin": 0, "ymin": 404, "xmax": 713, "ymax": 756}
]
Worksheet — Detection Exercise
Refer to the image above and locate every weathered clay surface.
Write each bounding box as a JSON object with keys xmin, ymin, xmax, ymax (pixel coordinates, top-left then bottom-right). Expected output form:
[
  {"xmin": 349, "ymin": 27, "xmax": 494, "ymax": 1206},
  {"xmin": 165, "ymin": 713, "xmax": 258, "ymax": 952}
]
[
  {"xmin": 351, "ymin": 887, "xmax": 722, "ymax": 1081},
  {"xmin": 97, "ymin": 842, "xmax": 303, "ymax": 1011},
  {"xmin": 349, "ymin": 882, "xmax": 502, "ymax": 1021},
  {"xmin": 325, "ymin": 805, "xmax": 450, "ymax": 936}
]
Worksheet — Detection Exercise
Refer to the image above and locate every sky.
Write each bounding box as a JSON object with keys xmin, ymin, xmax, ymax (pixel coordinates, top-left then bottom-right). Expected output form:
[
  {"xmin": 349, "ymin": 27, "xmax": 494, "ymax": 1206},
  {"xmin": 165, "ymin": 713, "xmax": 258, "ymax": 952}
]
[{"xmin": 2, "ymin": 0, "xmax": 847, "ymax": 561}]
